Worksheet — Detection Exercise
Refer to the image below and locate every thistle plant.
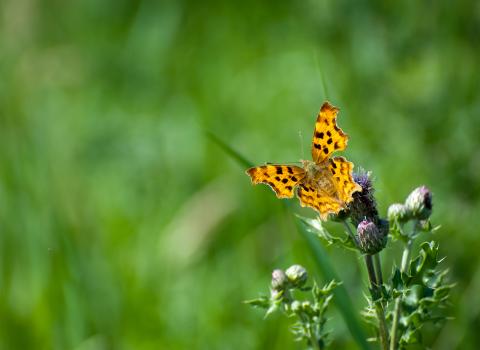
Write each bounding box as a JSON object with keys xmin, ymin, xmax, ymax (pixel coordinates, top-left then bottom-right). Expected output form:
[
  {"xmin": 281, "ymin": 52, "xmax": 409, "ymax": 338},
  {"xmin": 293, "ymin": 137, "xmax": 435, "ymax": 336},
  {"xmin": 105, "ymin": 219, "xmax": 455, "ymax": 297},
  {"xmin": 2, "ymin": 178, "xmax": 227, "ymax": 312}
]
[
  {"xmin": 247, "ymin": 174, "xmax": 452, "ymax": 349},
  {"xmin": 246, "ymin": 265, "xmax": 339, "ymax": 350}
]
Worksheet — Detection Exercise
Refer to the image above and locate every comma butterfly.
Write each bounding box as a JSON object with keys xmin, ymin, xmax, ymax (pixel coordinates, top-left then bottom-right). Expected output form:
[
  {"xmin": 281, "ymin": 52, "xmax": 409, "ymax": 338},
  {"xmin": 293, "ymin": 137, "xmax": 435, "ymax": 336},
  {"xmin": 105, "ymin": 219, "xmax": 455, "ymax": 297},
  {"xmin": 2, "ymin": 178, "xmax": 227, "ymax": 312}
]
[{"xmin": 246, "ymin": 102, "xmax": 361, "ymax": 220}]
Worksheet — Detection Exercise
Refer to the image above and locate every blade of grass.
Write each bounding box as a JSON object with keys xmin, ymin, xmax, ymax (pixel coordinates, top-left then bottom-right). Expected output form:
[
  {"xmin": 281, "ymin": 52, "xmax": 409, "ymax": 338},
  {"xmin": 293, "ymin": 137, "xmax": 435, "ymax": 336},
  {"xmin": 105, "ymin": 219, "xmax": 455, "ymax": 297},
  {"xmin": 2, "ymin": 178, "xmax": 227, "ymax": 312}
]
[
  {"xmin": 314, "ymin": 50, "xmax": 329, "ymax": 101},
  {"xmin": 206, "ymin": 130, "xmax": 253, "ymax": 168},
  {"xmin": 208, "ymin": 131, "xmax": 370, "ymax": 349}
]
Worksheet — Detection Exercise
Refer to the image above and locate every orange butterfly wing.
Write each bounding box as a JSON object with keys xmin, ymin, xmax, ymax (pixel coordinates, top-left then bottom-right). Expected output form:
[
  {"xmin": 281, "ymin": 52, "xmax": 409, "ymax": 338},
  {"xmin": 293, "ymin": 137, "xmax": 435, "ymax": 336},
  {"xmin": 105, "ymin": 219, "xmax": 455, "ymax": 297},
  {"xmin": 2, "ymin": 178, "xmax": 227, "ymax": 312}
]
[
  {"xmin": 246, "ymin": 165, "xmax": 305, "ymax": 198},
  {"xmin": 328, "ymin": 156, "xmax": 362, "ymax": 204},
  {"xmin": 296, "ymin": 181, "xmax": 343, "ymax": 220},
  {"xmin": 311, "ymin": 102, "xmax": 349, "ymax": 164}
]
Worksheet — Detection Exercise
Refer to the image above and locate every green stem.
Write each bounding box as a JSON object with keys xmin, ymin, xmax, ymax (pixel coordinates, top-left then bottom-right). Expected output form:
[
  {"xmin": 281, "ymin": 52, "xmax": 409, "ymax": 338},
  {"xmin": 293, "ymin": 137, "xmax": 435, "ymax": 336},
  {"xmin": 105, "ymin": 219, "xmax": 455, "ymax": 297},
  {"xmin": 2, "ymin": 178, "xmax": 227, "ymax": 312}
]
[
  {"xmin": 298, "ymin": 311, "xmax": 321, "ymax": 350},
  {"xmin": 310, "ymin": 328, "xmax": 322, "ymax": 350},
  {"xmin": 365, "ymin": 255, "xmax": 389, "ymax": 350},
  {"xmin": 374, "ymin": 254, "xmax": 383, "ymax": 286},
  {"xmin": 345, "ymin": 220, "xmax": 388, "ymax": 348},
  {"xmin": 389, "ymin": 235, "xmax": 415, "ymax": 350}
]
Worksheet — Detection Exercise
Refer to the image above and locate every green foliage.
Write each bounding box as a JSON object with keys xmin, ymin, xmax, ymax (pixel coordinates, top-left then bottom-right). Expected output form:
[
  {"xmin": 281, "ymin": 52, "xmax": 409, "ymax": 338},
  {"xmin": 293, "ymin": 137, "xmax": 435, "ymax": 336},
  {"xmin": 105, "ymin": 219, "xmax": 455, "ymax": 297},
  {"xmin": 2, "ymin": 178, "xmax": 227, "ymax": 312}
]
[
  {"xmin": 294, "ymin": 216, "xmax": 372, "ymax": 350},
  {"xmin": 246, "ymin": 270, "xmax": 339, "ymax": 349},
  {"xmin": 389, "ymin": 242, "xmax": 453, "ymax": 348},
  {"xmin": 296, "ymin": 215, "xmax": 357, "ymax": 251}
]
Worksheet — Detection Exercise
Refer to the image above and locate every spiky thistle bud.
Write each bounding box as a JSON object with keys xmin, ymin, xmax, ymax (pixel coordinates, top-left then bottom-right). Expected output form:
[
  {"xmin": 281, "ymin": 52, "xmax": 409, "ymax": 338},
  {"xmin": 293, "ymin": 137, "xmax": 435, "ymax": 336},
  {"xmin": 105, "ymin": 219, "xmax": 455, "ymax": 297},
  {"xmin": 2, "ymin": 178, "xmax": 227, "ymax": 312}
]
[
  {"xmin": 349, "ymin": 171, "xmax": 379, "ymax": 226},
  {"xmin": 271, "ymin": 269, "xmax": 288, "ymax": 291},
  {"xmin": 285, "ymin": 265, "xmax": 308, "ymax": 288},
  {"xmin": 388, "ymin": 203, "xmax": 410, "ymax": 223},
  {"xmin": 405, "ymin": 186, "xmax": 432, "ymax": 220},
  {"xmin": 290, "ymin": 300, "xmax": 302, "ymax": 313},
  {"xmin": 357, "ymin": 219, "xmax": 387, "ymax": 254}
]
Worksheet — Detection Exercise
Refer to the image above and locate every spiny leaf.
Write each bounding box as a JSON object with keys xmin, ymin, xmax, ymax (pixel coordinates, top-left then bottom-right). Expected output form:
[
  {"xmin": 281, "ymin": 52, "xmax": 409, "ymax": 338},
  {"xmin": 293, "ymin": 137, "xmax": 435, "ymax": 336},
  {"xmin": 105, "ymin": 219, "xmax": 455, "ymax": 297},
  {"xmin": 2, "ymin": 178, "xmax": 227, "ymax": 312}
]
[
  {"xmin": 407, "ymin": 241, "xmax": 439, "ymax": 285},
  {"xmin": 245, "ymin": 296, "xmax": 270, "ymax": 309},
  {"xmin": 296, "ymin": 215, "xmax": 357, "ymax": 251}
]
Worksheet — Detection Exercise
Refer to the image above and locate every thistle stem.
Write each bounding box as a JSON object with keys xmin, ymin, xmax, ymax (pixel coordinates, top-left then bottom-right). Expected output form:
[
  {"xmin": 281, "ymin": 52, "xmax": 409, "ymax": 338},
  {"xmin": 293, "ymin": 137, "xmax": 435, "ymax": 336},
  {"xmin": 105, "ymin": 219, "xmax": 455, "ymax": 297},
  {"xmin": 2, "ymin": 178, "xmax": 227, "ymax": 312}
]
[
  {"xmin": 299, "ymin": 312, "xmax": 321, "ymax": 350},
  {"xmin": 344, "ymin": 220, "xmax": 389, "ymax": 348},
  {"xmin": 365, "ymin": 255, "xmax": 389, "ymax": 350},
  {"xmin": 374, "ymin": 254, "xmax": 384, "ymax": 286},
  {"xmin": 389, "ymin": 236, "xmax": 414, "ymax": 350}
]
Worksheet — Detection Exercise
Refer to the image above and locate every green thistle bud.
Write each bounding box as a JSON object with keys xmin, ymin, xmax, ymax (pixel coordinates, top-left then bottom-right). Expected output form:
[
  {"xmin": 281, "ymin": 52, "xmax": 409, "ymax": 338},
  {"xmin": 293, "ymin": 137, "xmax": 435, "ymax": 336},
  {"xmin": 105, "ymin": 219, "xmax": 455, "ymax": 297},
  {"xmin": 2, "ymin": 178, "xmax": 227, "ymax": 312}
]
[
  {"xmin": 285, "ymin": 265, "xmax": 308, "ymax": 288},
  {"xmin": 271, "ymin": 269, "xmax": 288, "ymax": 290},
  {"xmin": 357, "ymin": 220, "xmax": 387, "ymax": 254},
  {"xmin": 301, "ymin": 301, "xmax": 314, "ymax": 315},
  {"xmin": 388, "ymin": 203, "xmax": 410, "ymax": 223},
  {"xmin": 290, "ymin": 300, "xmax": 302, "ymax": 313},
  {"xmin": 405, "ymin": 186, "xmax": 432, "ymax": 220}
]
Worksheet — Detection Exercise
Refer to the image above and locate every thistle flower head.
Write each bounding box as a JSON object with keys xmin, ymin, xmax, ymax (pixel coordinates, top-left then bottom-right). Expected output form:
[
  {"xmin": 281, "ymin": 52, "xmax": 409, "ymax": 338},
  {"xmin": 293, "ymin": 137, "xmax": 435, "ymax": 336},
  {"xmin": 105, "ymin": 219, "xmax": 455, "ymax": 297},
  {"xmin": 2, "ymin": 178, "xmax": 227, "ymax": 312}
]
[
  {"xmin": 388, "ymin": 203, "xmax": 410, "ymax": 223},
  {"xmin": 285, "ymin": 264, "xmax": 308, "ymax": 288},
  {"xmin": 357, "ymin": 219, "xmax": 387, "ymax": 254},
  {"xmin": 349, "ymin": 170, "xmax": 379, "ymax": 226},
  {"xmin": 405, "ymin": 186, "xmax": 432, "ymax": 220}
]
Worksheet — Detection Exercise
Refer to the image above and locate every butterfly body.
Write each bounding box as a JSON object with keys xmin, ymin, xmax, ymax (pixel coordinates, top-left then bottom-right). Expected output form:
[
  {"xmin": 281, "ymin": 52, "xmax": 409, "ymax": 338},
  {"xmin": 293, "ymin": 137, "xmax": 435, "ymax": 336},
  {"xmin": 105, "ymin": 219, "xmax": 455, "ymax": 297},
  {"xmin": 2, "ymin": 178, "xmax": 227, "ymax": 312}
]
[
  {"xmin": 301, "ymin": 160, "xmax": 339, "ymax": 199},
  {"xmin": 246, "ymin": 102, "xmax": 361, "ymax": 220}
]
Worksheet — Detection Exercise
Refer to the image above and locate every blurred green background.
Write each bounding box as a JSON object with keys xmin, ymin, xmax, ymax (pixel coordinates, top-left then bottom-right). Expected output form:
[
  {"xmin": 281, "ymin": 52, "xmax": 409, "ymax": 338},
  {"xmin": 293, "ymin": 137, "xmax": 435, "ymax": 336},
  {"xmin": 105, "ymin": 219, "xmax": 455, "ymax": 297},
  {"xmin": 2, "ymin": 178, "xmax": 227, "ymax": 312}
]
[{"xmin": 1, "ymin": 0, "xmax": 479, "ymax": 349}]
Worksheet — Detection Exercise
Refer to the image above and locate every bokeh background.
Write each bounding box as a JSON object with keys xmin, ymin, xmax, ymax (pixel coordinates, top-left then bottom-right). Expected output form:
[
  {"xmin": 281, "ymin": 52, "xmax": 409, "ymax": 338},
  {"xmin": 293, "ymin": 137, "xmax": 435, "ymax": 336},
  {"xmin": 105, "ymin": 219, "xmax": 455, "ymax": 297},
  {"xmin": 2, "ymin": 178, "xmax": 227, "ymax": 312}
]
[{"xmin": 1, "ymin": 0, "xmax": 479, "ymax": 349}]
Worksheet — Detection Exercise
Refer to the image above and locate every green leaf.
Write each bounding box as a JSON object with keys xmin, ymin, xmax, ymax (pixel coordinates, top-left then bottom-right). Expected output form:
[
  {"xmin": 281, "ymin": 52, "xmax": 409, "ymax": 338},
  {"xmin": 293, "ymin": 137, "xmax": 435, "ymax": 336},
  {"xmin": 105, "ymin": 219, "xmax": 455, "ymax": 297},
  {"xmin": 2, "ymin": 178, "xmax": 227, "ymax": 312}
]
[
  {"xmin": 296, "ymin": 215, "xmax": 357, "ymax": 251},
  {"xmin": 245, "ymin": 296, "xmax": 271, "ymax": 309},
  {"xmin": 391, "ymin": 267, "xmax": 403, "ymax": 291},
  {"xmin": 407, "ymin": 241, "xmax": 439, "ymax": 285},
  {"xmin": 389, "ymin": 219, "xmax": 407, "ymax": 242}
]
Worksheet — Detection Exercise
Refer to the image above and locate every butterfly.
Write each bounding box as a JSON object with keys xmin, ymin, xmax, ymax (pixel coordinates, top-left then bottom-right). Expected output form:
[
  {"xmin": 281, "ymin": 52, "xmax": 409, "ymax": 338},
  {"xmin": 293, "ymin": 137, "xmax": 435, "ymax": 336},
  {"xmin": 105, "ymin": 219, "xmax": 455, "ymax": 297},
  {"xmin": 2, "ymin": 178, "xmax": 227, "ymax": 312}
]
[{"xmin": 246, "ymin": 101, "xmax": 361, "ymax": 220}]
